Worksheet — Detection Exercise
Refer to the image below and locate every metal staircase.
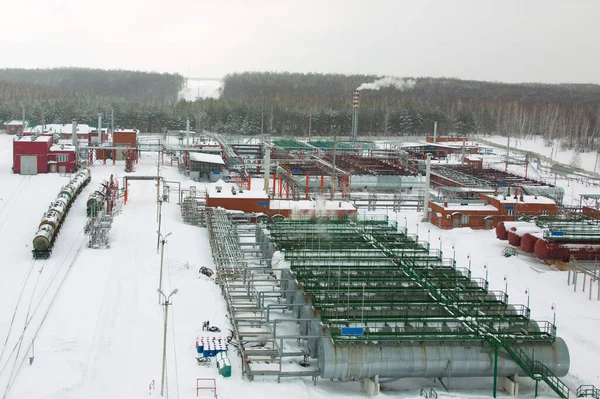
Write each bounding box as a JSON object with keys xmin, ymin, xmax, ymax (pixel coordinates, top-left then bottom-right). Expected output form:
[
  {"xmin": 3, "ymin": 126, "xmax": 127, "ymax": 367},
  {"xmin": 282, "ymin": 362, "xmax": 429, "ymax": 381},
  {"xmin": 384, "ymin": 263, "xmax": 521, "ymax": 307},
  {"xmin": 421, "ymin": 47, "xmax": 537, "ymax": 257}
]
[
  {"xmin": 577, "ymin": 385, "xmax": 600, "ymax": 398},
  {"xmin": 500, "ymin": 342, "xmax": 570, "ymax": 398}
]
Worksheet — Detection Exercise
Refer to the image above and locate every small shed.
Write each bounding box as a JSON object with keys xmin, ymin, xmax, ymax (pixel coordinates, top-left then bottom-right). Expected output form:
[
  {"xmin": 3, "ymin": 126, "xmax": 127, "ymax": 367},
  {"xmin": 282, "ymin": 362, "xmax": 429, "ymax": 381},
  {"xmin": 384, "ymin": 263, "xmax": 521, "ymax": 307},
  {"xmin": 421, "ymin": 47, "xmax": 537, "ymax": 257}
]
[
  {"xmin": 113, "ymin": 129, "xmax": 138, "ymax": 160},
  {"xmin": 13, "ymin": 135, "xmax": 53, "ymax": 174},
  {"xmin": 4, "ymin": 120, "xmax": 28, "ymax": 135},
  {"xmin": 189, "ymin": 152, "xmax": 225, "ymax": 182}
]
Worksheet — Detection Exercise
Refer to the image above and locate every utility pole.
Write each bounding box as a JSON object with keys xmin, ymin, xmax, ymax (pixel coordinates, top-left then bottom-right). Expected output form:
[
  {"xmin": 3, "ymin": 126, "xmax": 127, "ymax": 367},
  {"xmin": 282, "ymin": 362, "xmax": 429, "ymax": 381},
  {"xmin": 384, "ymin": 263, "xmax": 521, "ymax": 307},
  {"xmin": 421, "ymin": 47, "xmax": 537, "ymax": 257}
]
[
  {"xmin": 156, "ymin": 160, "xmax": 161, "ymax": 223},
  {"xmin": 505, "ymin": 133, "xmax": 510, "ymax": 172},
  {"xmin": 157, "ymin": 233, "xmax": 172, "ymax": 304},
  {"xmin": 157, "ymin": 199, "xmax": 163, "ymax": 252},
  {"xmin": 158, "ymin": 288, "xmax": 178, "ymax": 397}
]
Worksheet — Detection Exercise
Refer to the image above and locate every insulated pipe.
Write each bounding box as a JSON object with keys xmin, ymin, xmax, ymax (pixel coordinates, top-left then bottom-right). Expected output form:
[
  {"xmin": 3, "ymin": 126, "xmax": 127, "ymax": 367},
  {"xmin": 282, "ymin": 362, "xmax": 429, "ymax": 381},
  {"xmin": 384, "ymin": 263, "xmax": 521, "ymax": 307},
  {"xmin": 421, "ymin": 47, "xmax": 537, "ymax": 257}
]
[{"xmin": 318, "ymin": 338, "xmax": 569, "ymax": 379}]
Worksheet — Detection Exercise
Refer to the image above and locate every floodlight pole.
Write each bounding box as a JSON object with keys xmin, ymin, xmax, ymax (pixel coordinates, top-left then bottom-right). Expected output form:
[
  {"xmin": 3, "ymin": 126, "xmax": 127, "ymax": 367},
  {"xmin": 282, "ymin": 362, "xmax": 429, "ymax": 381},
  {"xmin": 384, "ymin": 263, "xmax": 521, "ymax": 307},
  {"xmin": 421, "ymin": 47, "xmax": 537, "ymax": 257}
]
[
  {"xmin": 157, "ymin": 199, "xmax": 163, "ymax": 252},
  {"xmin": 158, "ymin": 232, "xmax": 172, "ymax": 304},
  {"xmin": 158, "ymin": 288, "xmax": 178, "ymax": 397}
]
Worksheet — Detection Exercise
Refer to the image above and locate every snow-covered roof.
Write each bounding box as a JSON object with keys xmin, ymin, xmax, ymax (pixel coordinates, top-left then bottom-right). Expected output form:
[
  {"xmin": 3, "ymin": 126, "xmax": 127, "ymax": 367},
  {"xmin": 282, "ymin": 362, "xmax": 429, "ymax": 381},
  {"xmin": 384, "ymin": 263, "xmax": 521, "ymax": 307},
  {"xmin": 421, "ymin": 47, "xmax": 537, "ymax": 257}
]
[
  {"xmin": 28, "ymin": 124, "xmax": 94, "ymax": 134},
  {"xmin": 189, "ymin": 152, "xmax": 224, "ymax": 165},
  {"xmin": 4, "ymin": 120, "xmax": 27, "ymax": 126},
  {"xmin": 114, "ymin": 129, "xmax": 138, "ymax": 133},
  {"xmin": 15, "ymin": 135, "xmax": 52, "ymax": 143},
  {"xmin": 50, "ymin": 144, "xmax": 76, "ymax": 152},
  {"xmin": 485, "ymin": 194, "xmax": 556, "ymax": 205},
  {"xmin": 207, "ymin": 181, "xmax": 268, "ymax": 199},
  {"xmin": 435, "ymin": 203, "xmax": 499, "ymax": 212},
  {"xmin": 270, "ymin": 200, "xmax": 356, "ymax": 211}
]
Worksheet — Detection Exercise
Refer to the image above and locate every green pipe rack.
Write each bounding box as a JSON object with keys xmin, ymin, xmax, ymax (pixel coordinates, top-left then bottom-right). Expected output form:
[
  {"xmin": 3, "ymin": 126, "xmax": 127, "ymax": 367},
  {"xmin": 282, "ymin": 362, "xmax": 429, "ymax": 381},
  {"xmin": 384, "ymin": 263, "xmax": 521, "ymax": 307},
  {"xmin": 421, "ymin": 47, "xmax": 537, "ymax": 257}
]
[{"xmin": 267, "ymin": 217, "xmax": 570, "ymax": 397}]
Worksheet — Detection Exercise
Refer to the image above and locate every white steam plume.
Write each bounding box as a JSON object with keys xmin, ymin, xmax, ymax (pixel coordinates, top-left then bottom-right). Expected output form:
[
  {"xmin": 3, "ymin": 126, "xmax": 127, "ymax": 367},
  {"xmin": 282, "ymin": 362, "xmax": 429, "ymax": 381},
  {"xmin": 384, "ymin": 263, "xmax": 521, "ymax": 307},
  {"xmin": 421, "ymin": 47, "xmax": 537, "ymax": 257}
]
[{"xmin": 357, "ymin": 76, "xmax": 416, "ymax": 91}]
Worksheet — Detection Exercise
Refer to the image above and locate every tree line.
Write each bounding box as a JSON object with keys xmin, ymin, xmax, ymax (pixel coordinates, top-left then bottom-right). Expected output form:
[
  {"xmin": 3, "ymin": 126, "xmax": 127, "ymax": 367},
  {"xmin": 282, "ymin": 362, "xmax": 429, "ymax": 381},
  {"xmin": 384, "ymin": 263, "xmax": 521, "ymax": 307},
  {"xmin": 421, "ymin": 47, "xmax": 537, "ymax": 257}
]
[{"xmin": 1, "ymin": 69, "xmax": 600, "ymax": 153}]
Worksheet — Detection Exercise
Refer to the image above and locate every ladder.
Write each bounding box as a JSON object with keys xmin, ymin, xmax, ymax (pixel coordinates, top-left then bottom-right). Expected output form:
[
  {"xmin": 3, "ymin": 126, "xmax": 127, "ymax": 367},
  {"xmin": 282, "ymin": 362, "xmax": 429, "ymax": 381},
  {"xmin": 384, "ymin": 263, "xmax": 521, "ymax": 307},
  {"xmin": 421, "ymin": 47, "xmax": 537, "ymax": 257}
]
[{"xmin": 500, "ymin": 342, "xmax": 570, "ymax": 398}]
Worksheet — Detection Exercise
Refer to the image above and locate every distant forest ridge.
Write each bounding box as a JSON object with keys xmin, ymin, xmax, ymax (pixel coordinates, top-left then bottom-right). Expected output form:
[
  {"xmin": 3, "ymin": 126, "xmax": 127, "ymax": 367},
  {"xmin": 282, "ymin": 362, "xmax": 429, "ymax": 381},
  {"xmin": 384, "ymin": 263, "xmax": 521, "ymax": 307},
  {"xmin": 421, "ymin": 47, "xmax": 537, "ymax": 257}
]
[
  {"xmin": 0, "ymin": 69, "xmax": 599, "ymax": 153},
  {"xmin": 0, "ymin": 67, "xmax": 185, "ymax": 104}
]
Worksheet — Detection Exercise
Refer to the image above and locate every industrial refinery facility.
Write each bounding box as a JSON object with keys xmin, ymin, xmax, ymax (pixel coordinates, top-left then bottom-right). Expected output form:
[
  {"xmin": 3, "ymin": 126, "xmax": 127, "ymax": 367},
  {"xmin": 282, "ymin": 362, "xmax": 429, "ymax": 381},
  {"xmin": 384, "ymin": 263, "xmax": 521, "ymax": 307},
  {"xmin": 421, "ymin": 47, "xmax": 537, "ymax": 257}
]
[{"xmin": 1, "ymin": 127, "xmax": 600, "ymax": 399}]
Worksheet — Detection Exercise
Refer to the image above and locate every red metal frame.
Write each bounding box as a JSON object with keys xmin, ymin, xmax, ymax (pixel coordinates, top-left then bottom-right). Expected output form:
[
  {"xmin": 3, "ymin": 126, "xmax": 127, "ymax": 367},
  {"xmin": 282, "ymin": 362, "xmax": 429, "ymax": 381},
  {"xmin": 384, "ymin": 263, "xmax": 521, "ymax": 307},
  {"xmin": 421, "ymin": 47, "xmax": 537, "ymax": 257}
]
[{"xmin": 196, "ymin": 378, "xmax": 217, "ymax": 398}]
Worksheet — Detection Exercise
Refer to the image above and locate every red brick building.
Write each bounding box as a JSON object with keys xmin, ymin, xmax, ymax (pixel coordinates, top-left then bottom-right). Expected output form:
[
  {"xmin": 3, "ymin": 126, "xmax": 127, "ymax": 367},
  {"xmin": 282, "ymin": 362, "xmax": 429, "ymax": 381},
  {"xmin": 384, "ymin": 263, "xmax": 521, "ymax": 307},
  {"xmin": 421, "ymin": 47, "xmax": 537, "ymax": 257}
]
[
  {"xmin": 428, "ymin": 192, "xmax": 557, "ymax": 230},
  {"xmin": 205, "ymin": 181, "xmax": 357, "ymax": 220},
  {"xmin": 429, "ymin": 201, "xmax": 499, "ymax": 229},
  {"xmin": 4, "ymin": 120, "xmax": 28, "ymax": 135}
]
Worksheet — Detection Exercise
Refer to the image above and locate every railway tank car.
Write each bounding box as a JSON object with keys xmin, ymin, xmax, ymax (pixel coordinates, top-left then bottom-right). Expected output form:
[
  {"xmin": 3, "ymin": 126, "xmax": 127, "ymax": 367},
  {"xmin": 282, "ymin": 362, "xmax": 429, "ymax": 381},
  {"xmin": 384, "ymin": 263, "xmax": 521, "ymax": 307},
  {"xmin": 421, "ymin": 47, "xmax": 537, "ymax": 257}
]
[{"xmin": 32, "ymin": 168, "xmax": 91, "ymax": 259}]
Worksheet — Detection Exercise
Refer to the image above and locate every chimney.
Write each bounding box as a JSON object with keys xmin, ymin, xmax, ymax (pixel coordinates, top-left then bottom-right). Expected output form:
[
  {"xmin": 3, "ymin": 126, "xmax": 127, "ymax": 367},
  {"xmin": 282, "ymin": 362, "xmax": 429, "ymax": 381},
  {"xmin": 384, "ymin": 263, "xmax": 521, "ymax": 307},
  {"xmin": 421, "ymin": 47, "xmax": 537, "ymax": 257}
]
[
  {"xmin": 514, "ymin": 187, "xmax": 518, "ymax": 199},
  {"xmin": 444, "ymin": 201, "xmax": 448, "ymax": 207},
  {"xmin": 507, "ymin": 187, "xmax": 511, "ymax": 196},
  {"xmin": 520, "ymin": 194, "xmax": 524, "ymax": 202},
  {"xmin": 338, "ymin": 201, "xmax": 341, "ymax": 208}
]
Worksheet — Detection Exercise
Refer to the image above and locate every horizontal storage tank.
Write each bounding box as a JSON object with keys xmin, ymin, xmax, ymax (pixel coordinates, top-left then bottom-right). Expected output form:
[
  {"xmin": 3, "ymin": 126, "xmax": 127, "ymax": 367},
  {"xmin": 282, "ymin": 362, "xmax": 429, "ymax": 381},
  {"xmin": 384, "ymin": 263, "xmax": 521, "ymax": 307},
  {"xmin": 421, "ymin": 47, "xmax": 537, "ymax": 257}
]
[
  {"xmin": 497, "ymin": 221, "xmax": 537, "ymax": 241},
  {"xmin": 507, "ymin": 231, "xmax": 521, "ymax": 246},
  {"xmin": 534, "ymin": 239, "xmax": 600, "ymax": 262},
  {"xmin": 508, "ymin": 225, "xmax": 542, "ymax": 248},
  {"xmin": 521, "ymin": 232, "xmax": 541, "ymax": 253},
  {"xmin": 496, "ymin": 222, "xmax": 508, "ymax": 240},
  {"xmin": 318, "ymin": 338, "xmax": 569, "ymax": 379}
]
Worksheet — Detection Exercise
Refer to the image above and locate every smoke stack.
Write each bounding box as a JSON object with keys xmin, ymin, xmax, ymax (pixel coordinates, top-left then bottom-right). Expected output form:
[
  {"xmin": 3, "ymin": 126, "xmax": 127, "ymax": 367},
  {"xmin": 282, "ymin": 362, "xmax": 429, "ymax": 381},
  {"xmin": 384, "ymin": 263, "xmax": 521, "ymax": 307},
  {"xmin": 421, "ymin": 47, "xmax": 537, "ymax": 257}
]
[{"xmin": 72, "ymin": 120, "xmax": 77, "ymax": 147}]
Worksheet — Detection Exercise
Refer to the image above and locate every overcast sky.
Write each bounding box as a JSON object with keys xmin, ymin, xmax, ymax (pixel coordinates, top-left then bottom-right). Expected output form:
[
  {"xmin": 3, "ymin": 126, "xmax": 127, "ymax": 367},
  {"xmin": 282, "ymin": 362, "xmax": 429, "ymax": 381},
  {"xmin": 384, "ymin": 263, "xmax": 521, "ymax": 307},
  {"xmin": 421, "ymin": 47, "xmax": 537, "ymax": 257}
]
[{"xmin": 2, "ymin": 0, "xmax": 598, "ymax": 84}]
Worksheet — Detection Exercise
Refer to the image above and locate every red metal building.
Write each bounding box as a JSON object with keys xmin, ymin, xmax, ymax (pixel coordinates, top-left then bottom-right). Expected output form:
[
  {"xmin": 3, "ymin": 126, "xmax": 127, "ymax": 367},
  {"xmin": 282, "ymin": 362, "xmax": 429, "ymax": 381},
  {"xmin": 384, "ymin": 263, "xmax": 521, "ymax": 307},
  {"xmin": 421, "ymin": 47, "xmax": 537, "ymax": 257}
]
[
  {"xmin": 48, "ymin": 144, "xmax": 77, "ymax": 173},
  {"xmin": 113, "ymin": 129, "xmax": 138, "ymax": 161},
  {"xmin": 13, "ymin": 136, "xmax": 53, "ymax": 174}
]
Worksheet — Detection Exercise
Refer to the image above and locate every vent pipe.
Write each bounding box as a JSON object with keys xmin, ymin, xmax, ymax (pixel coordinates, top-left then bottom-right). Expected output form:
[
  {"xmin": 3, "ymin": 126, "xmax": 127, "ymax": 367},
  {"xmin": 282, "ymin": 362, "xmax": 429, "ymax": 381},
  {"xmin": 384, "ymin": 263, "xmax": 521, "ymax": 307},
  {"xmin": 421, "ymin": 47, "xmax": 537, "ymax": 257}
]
[
  {"xmin": 263, "ymin": 144, "xmax": 271, "ymax": 195},
  {"xmin": 98, "ymin": 113, "xmax": 102, "ymax": 143},
  {"xmin": 72, "ymin": 120, "xmax": 77, "ymax": 147},
  {"xmin": 186, "ymin": 119, "xmax": 190, "ymax": 147},
  {"xmin": 422, "ymin": 153, "xmax": 432, "ymax": 221}
]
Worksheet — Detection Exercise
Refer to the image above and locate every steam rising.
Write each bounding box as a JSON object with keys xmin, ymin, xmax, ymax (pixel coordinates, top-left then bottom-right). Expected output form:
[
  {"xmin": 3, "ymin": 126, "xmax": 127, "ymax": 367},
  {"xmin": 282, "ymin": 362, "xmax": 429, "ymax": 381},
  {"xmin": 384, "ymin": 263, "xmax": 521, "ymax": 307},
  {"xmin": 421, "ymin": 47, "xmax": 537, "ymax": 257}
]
[{"xmin": 357, "ymin": 76, "xmax": 416, "ymax": 91}]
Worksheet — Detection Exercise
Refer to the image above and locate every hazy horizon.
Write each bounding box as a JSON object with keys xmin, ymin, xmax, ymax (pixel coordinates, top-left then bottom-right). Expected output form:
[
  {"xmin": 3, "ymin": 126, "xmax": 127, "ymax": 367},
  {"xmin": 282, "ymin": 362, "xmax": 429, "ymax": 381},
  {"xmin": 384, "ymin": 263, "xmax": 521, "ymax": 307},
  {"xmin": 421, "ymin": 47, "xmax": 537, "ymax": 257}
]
[{"xmin": 2, "ymin": 0, "xmax": 598, "ymax": 85}]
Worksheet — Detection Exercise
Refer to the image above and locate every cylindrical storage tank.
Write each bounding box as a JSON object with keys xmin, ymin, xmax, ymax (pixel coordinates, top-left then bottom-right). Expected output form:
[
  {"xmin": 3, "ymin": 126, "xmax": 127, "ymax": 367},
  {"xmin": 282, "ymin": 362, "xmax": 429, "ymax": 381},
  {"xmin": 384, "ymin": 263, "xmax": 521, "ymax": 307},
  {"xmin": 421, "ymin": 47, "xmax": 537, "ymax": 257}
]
[
  {"xmin": 534, "ymin": 239, "xmax": 567, "ymax": 261},
  {"xmin": 318, "ymin": 338, "xmax": 569, "ymax": 379},
  {"xmin": 496, "ymin": 222, "xmax": 508, "ymax": 240},
  {"xmin": 33, "ymin": 225, "xmax": 55, "ymax": 251},
  {"xmin": 521, "ymin": 233, "xmax": 540, "ymax": 253},
  {"xmin": 507, "ymin": 231, "xmax": 521, "ymax": 247},
  {"xmin": 534, "ymin": 239, "xmax": 600, "ymax": 262}
]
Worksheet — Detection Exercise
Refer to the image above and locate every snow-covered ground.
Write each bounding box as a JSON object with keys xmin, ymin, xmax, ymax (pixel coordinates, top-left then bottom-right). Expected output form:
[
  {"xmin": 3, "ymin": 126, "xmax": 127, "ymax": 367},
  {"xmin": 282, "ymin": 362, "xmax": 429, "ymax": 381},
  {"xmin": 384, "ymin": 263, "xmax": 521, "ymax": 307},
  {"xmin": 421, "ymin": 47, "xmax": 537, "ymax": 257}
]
[
  {"xmin": 0, "ymin": 133, "xmax": 598, "ymax": 398},
  {"xmin": 481, "ymin": 135, "xmax": 599, "ymax": 173},
  {"xmin": 179, "ymin": 79, "xmax": 223, "ymax": 101}
]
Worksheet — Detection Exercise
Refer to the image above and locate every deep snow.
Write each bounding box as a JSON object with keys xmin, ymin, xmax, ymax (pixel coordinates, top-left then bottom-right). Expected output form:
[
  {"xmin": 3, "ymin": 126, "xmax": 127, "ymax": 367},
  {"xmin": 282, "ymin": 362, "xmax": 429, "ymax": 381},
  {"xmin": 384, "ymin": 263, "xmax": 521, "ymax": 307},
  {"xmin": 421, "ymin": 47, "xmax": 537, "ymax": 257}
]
[{"xmin": 0, "ymin": 134, "xmax": 598, "ymax": 399}]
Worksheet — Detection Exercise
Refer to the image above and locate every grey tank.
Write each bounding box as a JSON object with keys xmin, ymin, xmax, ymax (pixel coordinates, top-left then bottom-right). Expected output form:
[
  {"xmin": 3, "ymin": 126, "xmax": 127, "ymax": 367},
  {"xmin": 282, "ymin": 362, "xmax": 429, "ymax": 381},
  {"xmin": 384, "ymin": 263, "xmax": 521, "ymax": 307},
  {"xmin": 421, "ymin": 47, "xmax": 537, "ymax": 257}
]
[{"xmin": 318, "ymin": 338, "xmax": 569, "ymax": 379}]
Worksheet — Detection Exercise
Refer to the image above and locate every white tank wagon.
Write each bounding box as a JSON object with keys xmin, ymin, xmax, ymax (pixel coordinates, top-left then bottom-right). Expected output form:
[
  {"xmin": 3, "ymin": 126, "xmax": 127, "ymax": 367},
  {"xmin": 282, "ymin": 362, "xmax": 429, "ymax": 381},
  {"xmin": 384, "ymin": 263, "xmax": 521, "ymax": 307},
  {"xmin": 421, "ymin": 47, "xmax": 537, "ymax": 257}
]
[
  {"xmin": 32, "ymin": 168, "xmax": 92, "ymax": 259},
  {"xmin": 86, "ymin": 185, "xmax": 108, "ymax": 217}
]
